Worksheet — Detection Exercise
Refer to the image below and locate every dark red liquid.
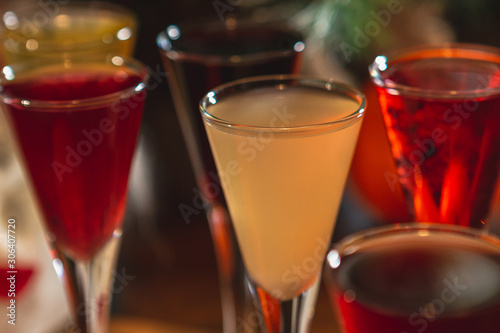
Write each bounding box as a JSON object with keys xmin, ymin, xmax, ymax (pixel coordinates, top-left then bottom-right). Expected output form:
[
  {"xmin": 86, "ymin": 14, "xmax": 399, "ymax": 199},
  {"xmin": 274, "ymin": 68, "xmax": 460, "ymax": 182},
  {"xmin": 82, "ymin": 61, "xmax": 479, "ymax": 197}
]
[
  {"xmin": 158, "ymin": 25, "xmax": 303, "ymax": 323},
  {"xmin": 3, "ymin": 66, "xmax": 145, "ymax": 260},
  {"xmin": 375, "ymin": 51, "xmax": 500, "ymax": 228},
  {"xmin": 326, "ymin": 233, "xmax": 500, "ymax": 333},
  {"xmin": 159, "ymin": 23, "xmax": 303, "ymax": 203},
  {"xmin": 0, "ymin": 267, "xmax": 35, "ymax": 299}
]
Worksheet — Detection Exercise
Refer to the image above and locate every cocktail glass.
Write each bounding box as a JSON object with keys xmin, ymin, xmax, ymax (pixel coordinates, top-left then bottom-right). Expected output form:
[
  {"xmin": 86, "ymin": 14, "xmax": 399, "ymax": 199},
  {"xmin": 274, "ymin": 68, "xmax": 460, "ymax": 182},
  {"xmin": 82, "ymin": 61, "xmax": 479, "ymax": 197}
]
[
  {"xmin": 157, "ymin": 20, "xmax": 304, "ymax": 332},
  {"xmin": 0, "ymin": 4, "xmax": 140, "ymax": 330},
  {"xmin": 0, "ymin": 1, "xmax": 137, "ymax": 63},
  {"xmin": 324, "ymin": 223, "xmax": 500, "ymax": 333},
  {"xmin": 199, "ymin": 75, "xmax": 365, "ymax": 333},
  {"xmin": 369, "ymin": 43, "xmax": 500, "ymax": 229},
  {"xmin": 0, "ymin": 55, "xmax": 147, "ymax": 333}
]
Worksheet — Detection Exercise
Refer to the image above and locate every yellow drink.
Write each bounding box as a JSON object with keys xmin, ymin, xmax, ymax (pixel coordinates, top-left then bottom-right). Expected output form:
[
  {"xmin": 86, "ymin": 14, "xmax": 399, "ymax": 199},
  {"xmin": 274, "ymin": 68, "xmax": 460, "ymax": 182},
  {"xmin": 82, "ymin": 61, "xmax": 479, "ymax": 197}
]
[
  {"xmin": 204, "ymin": 85, "xmax": 363, "ymax": 300},
  {"xmin": 1, "ymin": 2, "xmax": 136, "ymax": 63}
]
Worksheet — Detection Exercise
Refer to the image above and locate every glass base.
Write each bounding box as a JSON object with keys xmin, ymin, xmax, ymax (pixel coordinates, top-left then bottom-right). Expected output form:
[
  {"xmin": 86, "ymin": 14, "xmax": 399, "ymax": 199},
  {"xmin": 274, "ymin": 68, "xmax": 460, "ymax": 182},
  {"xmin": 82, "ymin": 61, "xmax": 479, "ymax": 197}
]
[
  {"xmin": 54, "ymin": 230, "xmax": 122, "ymax": 333},
  {"xmin": 247, "ymin": 277, "xmax": 321, "ymax": 333}
]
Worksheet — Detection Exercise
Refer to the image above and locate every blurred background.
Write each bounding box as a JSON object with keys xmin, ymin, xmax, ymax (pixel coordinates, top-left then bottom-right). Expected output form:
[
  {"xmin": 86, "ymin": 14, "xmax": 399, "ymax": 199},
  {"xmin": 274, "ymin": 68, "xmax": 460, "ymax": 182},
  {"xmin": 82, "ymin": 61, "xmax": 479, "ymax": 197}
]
[{"xmin": 1, "ymin": 0, "xmax": 500, "ymax": 332}]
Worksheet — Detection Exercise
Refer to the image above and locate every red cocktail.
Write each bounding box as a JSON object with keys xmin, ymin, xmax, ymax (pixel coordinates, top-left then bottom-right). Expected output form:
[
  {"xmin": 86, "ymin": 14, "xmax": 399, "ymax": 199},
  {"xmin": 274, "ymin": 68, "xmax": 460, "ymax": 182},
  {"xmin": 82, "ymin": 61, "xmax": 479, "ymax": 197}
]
[
  {"xmin": 3, "ymin": 65, "xmax": 144, "ymax": 260},
  {"xmin": 1, "ymin": 56, "xmax": 147, "ymax": 332},
  {"xmin": 369, "ymin": 44, "xmax": 500, "ymax": 228},
  {"xmin": 324, "ymin": 224, "xmax": 500, "ymax": 333}
]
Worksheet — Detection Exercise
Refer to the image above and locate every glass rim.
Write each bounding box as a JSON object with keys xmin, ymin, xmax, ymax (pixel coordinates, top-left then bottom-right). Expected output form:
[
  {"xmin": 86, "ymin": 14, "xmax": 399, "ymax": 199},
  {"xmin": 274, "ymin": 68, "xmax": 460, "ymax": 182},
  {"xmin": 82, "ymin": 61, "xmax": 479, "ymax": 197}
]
[
  {"xmin": 199, "ymin": 74, "xmax": 365, "ymax": 134},
  {"xmin": 156, "ymin": 20, "xmax": 304, "ymax": 65},
  {"xmin": 1, "ymin": 1, "xmax": 137, "ymax": 51},
  {"xmin": 368, "ymin": 43, "xmax": 500, "ymax": 99},
  {"xmin": 0, "ymin": 56, "xmax": 148, "ymax": 110},
  {"xmin": 332, "ymin": 222, "xmax": 500, "ymax": 258}
]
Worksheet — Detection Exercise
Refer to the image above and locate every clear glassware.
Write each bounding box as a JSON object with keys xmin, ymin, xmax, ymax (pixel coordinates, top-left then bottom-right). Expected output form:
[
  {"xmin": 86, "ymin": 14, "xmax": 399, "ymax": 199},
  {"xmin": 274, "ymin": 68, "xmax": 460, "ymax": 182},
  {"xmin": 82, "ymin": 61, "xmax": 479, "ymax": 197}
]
[
  {"xmin": 199, "ymin": 75, "xmax": 365, "ymax": 333},
  {"xmin": 157, "ymin": 19, "xmax": 304, "ymax": 333},
  {"xmin": 0, "ymin": 4, "xmax": 140, "ymax": 330},
  {"xmin": 324, "ymin": 223, "xmax": 500, "ymax": 333},
  {"xmin": 0, "ymin": 1, "xmax": 137, "ymax": 63},
  {"xmin": 0, "ymin": 55, "xmax": 147, "ymax": 333},
  {"xmin": 369, "ymin": 43, "xmax": 500, "ymax": 229}
]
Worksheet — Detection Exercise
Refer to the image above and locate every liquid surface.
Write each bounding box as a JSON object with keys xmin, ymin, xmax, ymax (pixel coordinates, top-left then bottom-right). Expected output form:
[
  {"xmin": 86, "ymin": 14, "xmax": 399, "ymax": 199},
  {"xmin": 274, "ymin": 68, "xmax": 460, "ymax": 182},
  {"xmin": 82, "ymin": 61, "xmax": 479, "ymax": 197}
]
[
  {"xmin": 2, "ymin": 5, "xmax": 136, "ymax": 62},
  {"xmin": 376, "ymin": 53, "xmax": 500, "ymax": 228},
  {"xmin": 168, "ymin": 24, "xmax": 302, "ymax": 57},
  {"xmin": 205, "ymin": 86, "xmax": 362, "ymax": 300},
  {"xmin": 207, "ymin": 87, "xmax": 358, "ymax": 127},
  {"xmin": 329, "ymin": 232, "xmax": 500, "ymax": 333},
  {"xmin": 2, "ymin": 64, "xmax": 145, "ymax": 259},
  {"xmin": 383, "ymin": 57, "xmax": 500, "ymax": 92}
]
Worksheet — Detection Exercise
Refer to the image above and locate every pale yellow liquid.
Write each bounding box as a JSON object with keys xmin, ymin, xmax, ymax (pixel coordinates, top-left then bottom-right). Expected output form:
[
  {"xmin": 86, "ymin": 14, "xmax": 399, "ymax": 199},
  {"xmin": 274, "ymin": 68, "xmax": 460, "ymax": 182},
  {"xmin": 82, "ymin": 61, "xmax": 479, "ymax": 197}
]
[
  {"xmin": 204, "ymin": 87, "xmax": 363, "ymax": 300},
  {"xmin": 1, "ymin": 5, "xmax": 136, "ymax": 64}
]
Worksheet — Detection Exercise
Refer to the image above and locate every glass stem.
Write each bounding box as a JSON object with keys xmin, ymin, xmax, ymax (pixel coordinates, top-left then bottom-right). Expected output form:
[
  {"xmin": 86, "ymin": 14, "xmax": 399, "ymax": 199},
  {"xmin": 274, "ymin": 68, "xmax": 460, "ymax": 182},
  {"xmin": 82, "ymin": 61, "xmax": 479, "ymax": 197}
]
[
  {"xmin": 252, "ymin": 277, "xmax": 321, "ymax": 333},
  {"xmin": 57, "ymin": 231, "xmax": 122, "ymax": 333}
]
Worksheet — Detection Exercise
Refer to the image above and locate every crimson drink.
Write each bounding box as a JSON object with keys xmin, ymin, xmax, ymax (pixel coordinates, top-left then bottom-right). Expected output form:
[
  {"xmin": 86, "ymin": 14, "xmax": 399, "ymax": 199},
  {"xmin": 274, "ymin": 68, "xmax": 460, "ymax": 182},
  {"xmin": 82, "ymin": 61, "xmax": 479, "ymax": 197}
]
[
  {"xmin": 2, "ymin": 63, "xmax": 145, "ymax": 259},
  {"xmin": 325, "ymin": 225, "xmax": 500, "ymax": 333},
  {"xmin": 370, "ymin": 45, "xmax": 500, "ymax": 228}
]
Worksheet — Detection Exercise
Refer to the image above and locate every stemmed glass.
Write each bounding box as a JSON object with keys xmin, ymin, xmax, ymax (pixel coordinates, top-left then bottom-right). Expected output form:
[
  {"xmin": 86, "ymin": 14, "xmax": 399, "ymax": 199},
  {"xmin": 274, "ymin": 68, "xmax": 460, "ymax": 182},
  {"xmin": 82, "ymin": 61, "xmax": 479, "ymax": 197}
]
[
  {"xmin": 199, "ymin": 75, "xmax": 365, "ymax": 333},
  {"xmin": 369, "ymin": 43, "xmax": 500, "ymax": 229},
  {"xmin": 0, "ymin": 55, "xmax": 147, "ymax": 333},
  {"xmin": 0, "ymin": 3, "xmax": 140, "ymax": 331},
  {"xmin": 157, "ymin": 19, "xmax": 304, "ymax": 332}
]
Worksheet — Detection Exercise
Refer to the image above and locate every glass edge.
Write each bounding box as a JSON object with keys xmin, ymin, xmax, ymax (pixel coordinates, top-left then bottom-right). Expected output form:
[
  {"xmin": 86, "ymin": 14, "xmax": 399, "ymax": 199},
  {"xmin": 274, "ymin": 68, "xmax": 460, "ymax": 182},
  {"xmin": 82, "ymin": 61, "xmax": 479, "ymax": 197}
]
[
  {"xmin": 0, "ymin": 56, "xmax": 148, "ymax": 109},
  {"xmin": 155, "ymin": 22, "xmax": 304, "ymax": 65},
  {"xmin": 198, "ymin": 74, "xmax": 365, "ymax": 133},
  {"xmin": 368, "ymin": 42, "xmax": 500, "ymax": 99},
  {"xmin": 332, "ymin": 222, "xmax": 500, "ymax": 257},
  {"xmin": 1, "ymin": 1, "xmax": 138, "ymax": 48}
]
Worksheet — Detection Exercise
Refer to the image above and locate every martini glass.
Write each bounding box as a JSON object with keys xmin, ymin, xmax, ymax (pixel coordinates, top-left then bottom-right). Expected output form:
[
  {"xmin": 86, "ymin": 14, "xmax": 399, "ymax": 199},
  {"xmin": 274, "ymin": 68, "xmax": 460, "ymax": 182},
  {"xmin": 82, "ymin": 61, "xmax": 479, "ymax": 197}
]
[
  {"xmin": 369, "ymin": 43, "xmax": 500, "ymax": 229},
  {"xmin": 0, "ymin": 55, "xmax": 147, "ymax": 333},
  {"xmin": 199, "ymin": 75, "xmax": 365, "ymax": 333},
  {"xmin": 157, "ymin": 20, "xmax": 304, "ymax": 332},
  {"xmin": 323, "ymin": 223, "xmax": 500, "ymax": 333}
]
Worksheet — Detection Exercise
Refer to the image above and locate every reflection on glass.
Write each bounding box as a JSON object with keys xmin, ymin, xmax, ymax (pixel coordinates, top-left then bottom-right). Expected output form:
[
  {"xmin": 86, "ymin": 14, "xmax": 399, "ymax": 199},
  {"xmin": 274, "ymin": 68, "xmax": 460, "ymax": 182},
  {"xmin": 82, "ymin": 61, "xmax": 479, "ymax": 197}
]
[
  {"xmin": 200, "ymin": 75, "xmax": 364, "ymax": 333},
  {"xmin": 157, "ymin": 20, "xmax": 304, "ymax": 333},
  {"xmin": 324, "ymin": 223, "xmax": 500, "ymax": 333},
  {"xmin": 0, "ymin": 55, "xmax": 147, "ymax": 333},
  {"xmin": 369, "ymin": 44, "xmax": 500, "ymax": 229},
  {"xmin": 0, "ymin": 1, "xmax": 137, "ymax": 63}
]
